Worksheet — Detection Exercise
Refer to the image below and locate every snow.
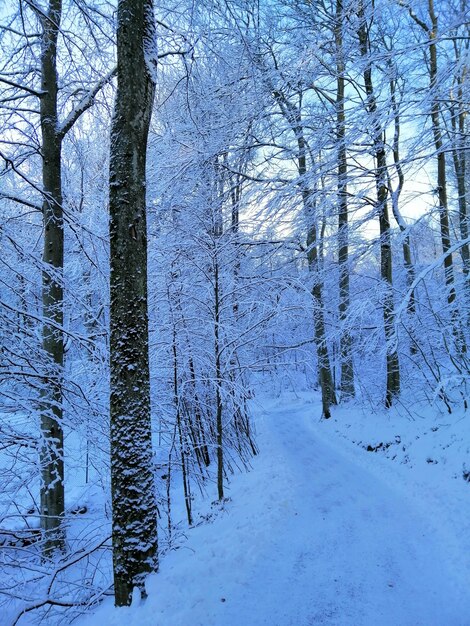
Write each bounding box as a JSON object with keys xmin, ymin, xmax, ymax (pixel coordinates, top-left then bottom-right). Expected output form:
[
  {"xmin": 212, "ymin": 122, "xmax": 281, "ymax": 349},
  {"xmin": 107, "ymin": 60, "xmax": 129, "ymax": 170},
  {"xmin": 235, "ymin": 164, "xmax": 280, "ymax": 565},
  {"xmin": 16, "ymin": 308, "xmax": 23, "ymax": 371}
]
[{"xmin": 79, "ymin": 392, "xmax": 470, "ymax": 626}]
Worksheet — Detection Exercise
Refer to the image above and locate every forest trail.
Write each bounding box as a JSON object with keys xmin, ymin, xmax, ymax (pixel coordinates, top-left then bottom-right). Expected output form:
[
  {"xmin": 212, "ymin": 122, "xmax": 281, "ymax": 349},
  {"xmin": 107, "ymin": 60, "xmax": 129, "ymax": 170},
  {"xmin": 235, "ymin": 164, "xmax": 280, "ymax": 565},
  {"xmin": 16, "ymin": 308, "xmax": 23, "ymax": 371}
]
[{"xmin": 85, "ymin": 398, "xmax": 470, "ymax": 626}]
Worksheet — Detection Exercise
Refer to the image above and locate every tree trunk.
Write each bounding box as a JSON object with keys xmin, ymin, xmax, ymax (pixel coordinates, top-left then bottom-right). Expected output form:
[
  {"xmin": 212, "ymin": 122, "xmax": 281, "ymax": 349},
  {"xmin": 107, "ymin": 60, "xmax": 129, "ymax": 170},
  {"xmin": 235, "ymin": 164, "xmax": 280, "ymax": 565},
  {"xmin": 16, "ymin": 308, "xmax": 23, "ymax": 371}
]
[
  {"xmin": 406, "ymin": 0, "xmax": 463, "ymax": 348},
  {"xmin": 39, "ymin": 0, "xmax": 65, "ymax": 555},
  {"xmin": 449, "ymin": 37, "xmax": 470, "ymax": 328},
  {"xmin": 299, "ymin": 144, "xmax": 336, "ymax": 418},
  {"xmin": 172, "ymin": 323, "xmax": 193, "ymax": 526},
  {"xmin": 269, "ymin": 84, "xmax": 336, "ymax": 417},
  {"xmin": 335, "ymin": 0, "xmax": 354, "ymax": 399},
  {"xmin": 214, "ymin": 256, "xmax": 224, "ymax": 500},
  {"xmin": 429, "ymin": 24, "xmax": 457, "ymax": 308},
  {"xmin": 388, "ymin": 73, "xmax": 416, "ymax": 316},
  {"xmin": 109, "ymin": 0, "xmax": 158, "ymax": 606},
  {"xmin": 358, "ymin": 2, "xmax": 400, "ymax": 407}
]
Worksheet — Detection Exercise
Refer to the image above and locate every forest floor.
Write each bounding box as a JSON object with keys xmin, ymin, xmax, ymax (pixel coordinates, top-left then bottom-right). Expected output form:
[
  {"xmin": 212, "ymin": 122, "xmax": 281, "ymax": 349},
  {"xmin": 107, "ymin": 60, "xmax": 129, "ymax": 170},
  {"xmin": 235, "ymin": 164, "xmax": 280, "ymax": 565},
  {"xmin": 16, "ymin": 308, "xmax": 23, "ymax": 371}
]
[{"xmin": 81, "ymin": 392, "xmax": 470, "ymax": 626}]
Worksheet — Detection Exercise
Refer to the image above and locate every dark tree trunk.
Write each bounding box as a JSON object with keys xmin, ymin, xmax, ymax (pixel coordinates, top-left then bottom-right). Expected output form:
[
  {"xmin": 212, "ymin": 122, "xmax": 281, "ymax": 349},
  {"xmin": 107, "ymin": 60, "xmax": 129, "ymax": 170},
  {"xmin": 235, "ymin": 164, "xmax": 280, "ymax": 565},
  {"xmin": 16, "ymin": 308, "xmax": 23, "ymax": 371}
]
[
  {"xmin": 449, "ymin": 38, "xmax": 470, "ymax": 328},
  {"xmin": 388, "ymin": 74, "xmax": 416, "ymax": 315},
  {"xmin": 406, "ymin": 0, "xmax": 464, "ymax": 350},
  {"xmin": 299, "ymin": 143, "xmax": 336, "ymax": 418},
  {"xmin": 172, "ymin": 324, "xmax": 193, "ymax": 526},
  {"xmin": 109, "ymin": 0, "xmax": 158, "ymax": 606},
  {"xmin": 269, "ymin": 83, "xmax": 336, "ymax": 417},
  {"xmin": 214, "ymin": 257, "xmax": 224, "ymax": 501},
  {"xmin": 335, "ymin": 0, "xmax": 354, "ymax": 399},
  {"xmin": 39, "ymin": 0, "xmax": 65, "ymax": 555},
  {"xmin": 358, "ymin": 2, "xmax": 400, "ymax": 407},
  {"xmin": 428, "ymin": 9, "xmax": 455, "ymax": 303}
]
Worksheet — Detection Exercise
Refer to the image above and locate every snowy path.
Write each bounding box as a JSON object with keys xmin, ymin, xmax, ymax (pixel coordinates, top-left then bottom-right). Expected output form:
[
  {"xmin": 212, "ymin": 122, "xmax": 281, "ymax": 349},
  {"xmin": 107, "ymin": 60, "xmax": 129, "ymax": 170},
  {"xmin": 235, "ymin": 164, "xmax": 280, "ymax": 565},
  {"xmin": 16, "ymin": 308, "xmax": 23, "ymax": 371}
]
[{"xmin": 86, "ymin": 398, "xmax": 470, "ymax": 626}]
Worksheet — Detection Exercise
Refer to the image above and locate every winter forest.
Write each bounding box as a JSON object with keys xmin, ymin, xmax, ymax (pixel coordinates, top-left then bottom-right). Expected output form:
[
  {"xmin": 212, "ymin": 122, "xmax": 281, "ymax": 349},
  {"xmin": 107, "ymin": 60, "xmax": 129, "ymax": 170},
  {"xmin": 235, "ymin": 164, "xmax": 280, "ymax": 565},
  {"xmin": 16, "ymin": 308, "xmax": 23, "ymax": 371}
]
[{"xmin": 0, "ymin": 0, "xmax": 469, "ymax": 623}]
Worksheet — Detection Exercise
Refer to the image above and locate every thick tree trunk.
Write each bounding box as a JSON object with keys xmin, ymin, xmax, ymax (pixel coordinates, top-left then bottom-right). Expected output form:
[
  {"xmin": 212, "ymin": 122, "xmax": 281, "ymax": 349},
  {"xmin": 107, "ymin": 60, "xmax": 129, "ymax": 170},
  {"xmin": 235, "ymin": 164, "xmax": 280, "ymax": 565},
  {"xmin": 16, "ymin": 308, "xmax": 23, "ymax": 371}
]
[
  {"xmin": 39, "ymin": 0, "xmax": 65, "ymax": 555},
  {"xmin": 335, "ymin": 0, "xmax": 354, "ymax": 399},
  {"xmin": 109, "ymin": 0, "xmax": 158, "ymax": 606}
]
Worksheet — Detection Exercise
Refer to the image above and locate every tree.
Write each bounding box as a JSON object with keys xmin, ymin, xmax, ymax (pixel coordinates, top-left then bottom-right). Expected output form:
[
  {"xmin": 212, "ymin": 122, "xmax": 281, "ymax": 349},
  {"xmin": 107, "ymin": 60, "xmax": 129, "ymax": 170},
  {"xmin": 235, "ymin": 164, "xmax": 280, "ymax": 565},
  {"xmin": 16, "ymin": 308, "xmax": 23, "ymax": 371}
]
[
  {"xmin": 401, "ymin": 0, "xmax": 463, "ymax": 348},
  {"xmin": 335, "ymin": 0, "xmax": 355, "ymax": 398},
  {"xmin": 108, "ymin": 0, "xmax": 159, "ymax": 606},
  {"xmin": 0, "ymin": 0, "xmax": 114, "ymax": 554},
  {"xmin": 252, "ymin": 29, "xmax": 337, "ymax": 417},
  {"xmin": 357, "ymin": 0, "xmax": 400, "ymax": 407}
]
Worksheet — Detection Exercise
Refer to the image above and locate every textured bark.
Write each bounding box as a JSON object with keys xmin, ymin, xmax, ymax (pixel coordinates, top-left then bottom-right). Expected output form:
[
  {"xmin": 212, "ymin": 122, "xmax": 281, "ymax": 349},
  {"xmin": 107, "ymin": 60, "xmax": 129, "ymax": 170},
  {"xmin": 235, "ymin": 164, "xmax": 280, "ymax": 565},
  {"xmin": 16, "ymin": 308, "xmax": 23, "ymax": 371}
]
[
  {"xmin": 335, "ymin": 0, "xmax": 354, "ymax": 399},
  {"xmin": 109, "ymin": 0, "xmax": 158, "ymax": 606},
  {"xmin": 358, "ymin": 3, "xmax": 400, "ymax": 407},
  {"xmin": 39, "ymin": 0, "xmax": 65, "ymax": 555}
]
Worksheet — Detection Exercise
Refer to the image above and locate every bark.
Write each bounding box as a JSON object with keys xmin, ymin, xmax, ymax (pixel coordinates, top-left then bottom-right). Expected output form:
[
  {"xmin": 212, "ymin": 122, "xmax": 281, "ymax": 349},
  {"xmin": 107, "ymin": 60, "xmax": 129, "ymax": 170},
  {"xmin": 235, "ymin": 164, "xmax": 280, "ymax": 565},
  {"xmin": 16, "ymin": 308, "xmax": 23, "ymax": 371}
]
[
  {"xmin": 214, "ymin": 256, "xmax": 224, "ymax": 500},
  {"xmin": 429, "ymin": 11, "xmax": 457, "ymax": 308},
  {"xmin": 271, "ymin": 87, "xmax": 336, "ymax": 417},
  {"xmin": 335, "ymin": 0, "xmax": 354, "ymax": 399},
  {"xmin": 358, "ymin": 3, "xmax": 400, "ymax": 407},
  {"xmin": 306, "ymin": 213, "xmax": 337, "ymax": 418},
  {"xmin": 36, "ymin": 0, "xmax": 115, "ymax": 554},
  {"xmin": 39, "ymin": 0, "xmax": 65, "ymax": 555},
  {"xmin": 109, "ymin": 0, "xmax": 158, "ymax": 606},
  {"xmin": 406, "ymin": 0, "xmax": 464, "ymax": 349},
  {"xmin": 297, "ymin": 135, "xmax": 336, "ymax": 417},
  {"xmin": 388, "ymin": 74, "xmax": 416, "ymax": 318},
  {"xmin": 172, "ymin": 324, "xmax": 193, "ymax": 526},
  {"xmin": 229, "ymin": 158, "xmax": 242, "ymax": 319},
  {"xmin": 449, "ymin": 37, "xmax": 470, "ymax": 326}
]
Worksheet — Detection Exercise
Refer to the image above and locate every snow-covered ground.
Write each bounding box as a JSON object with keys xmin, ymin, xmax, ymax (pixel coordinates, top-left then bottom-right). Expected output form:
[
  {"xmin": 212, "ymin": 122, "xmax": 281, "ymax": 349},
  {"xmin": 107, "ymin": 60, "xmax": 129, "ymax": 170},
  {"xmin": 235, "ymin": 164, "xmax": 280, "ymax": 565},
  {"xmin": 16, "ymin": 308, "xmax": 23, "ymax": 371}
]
[{"xmin": 80, "ymin": 393, "xmax": 470, "ymax": 626}]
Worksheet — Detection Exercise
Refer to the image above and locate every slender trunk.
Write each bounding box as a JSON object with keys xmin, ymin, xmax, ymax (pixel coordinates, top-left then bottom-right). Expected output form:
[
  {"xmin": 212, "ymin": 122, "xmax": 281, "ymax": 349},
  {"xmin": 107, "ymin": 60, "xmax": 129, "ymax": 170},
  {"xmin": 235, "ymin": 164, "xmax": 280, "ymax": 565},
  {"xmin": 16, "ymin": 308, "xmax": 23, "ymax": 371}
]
[
  {"xmin": 39, "ymin": 0, "xmax": 65, "ymax": 555},
  {"xmin": 427, "ymin": 3, "xmax": 466, "ymax": 353},
  {"xmin": 407, "ymin": 2, "xmax": 461, "ymax": 335},
  {"xmin": 109, "ymin": 0, "xmax": 158, "ymax": 606},
  {"xmin": 358, "ymin": 3, "xmax": 400, "ymax": 407},
  {"xmin": 188, "ymin": 355, "xmax": 211, "ymax": 467},
  {"xmin": 388, "ymin": 74, "xmax": 416, "ymax": 317},
  {"xmin": 299, "ymin": 151, "xmax": 336, "ymax": 418},
  {"xmin": 214, "ymin": 257, "xmax": 224, "ymax": 500},
  {"xmin": 449, "ymin": 40, "xmax": 470, "ymax": 327},
  {"xmin": 429, "ymin": 26, "xmax": 457, "ymax": 308},
  {"xmin": 230, "ymin": 169, "xmax": 241, "ymax": 319},
  {"xmin": 270, "ymin": 88, "xmax": 336, "ymax": 416},
  {"xmin": 172, "ymin": 325, "xmax": 193, "ymax": 526},
  {"xmin": 170, "ymin": 288, "xmax": 211, "ymax": 467},
  {"xmin": 335, "ymin": 0, "xmax": 354, "ymax": 399}
]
